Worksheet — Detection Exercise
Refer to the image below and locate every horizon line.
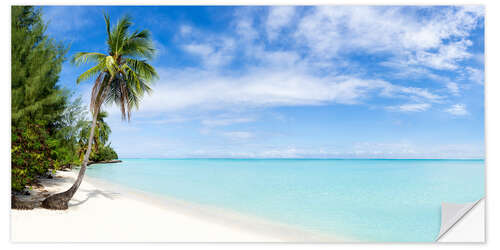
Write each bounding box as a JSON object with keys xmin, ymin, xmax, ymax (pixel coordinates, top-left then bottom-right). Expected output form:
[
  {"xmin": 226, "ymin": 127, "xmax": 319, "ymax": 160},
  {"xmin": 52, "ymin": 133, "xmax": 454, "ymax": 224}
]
[{"xmin": 115, "ymin": 157, "xmax": 485, "ymax": 160}]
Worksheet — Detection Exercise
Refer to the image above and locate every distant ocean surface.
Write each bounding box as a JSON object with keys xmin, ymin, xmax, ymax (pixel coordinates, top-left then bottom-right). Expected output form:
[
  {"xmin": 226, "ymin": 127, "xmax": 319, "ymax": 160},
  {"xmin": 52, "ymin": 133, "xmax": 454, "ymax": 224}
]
[{"xmin": 85, "ymin": 159, "xmax": 484, "ymax": 242}]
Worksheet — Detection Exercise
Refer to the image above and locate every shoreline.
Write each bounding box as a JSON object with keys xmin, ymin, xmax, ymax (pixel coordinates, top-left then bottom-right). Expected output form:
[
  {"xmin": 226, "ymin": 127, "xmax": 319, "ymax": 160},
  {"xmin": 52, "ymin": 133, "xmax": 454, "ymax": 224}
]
[
  {"xmin": 84, "ymin": 173, "xmax": 345, "ymax": 242},
  {"xmin": 11, "ymin": 170, "xmax": 348, "ymax": 242},
  {"xmin": 87, "ymin": 159, "xmax": 122, "ymax": 166}
]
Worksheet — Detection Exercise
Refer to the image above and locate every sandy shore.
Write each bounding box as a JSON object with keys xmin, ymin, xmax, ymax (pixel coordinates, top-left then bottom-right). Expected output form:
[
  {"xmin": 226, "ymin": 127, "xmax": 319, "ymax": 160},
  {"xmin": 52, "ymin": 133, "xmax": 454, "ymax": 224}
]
[{"xmin": 11, "ymin": 170, "xmax": 338, "ymax": 242}]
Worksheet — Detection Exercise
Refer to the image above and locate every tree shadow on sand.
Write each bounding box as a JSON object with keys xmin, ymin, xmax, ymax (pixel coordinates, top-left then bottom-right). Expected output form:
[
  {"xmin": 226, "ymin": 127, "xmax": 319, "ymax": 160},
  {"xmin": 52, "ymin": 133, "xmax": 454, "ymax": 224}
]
[{"xmin": 69, "ymin": 189, "xmax": 121, "ymax": 207}]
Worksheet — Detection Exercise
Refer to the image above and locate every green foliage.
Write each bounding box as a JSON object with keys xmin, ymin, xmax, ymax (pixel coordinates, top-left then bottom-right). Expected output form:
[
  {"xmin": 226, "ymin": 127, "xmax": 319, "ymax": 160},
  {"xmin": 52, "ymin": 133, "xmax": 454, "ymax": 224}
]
[
  {"xmin": 90, "ymin": 145, "xmax": 118, "ymax": 162},
  {"xmin": 11, "ymin": 123, "xmax": 57, "ymax": 191},
  {"xmin": 73, "ymin": 13, "xmax": 157, "ymax": 120},
  {"xmin": 11, "ymin": 7, "xmax": 122, "ymax": 192},
  {"xmin": 11, "ymin": 6, "xmax": 70, "ymax": 192},
  {"xmin": 55, "ymin": 96, "xmax": 89, "ymax": 161},
  {"xmin": 77, "ymin": 111, "xmax": 115, "ymax": 162},
  {"xmin": 11, "ymin": 6, "xmax": 68, "ymax": 124},
  {"xmin": 10, "ymin": 7, "xmax": 120, "ymax": 192}
]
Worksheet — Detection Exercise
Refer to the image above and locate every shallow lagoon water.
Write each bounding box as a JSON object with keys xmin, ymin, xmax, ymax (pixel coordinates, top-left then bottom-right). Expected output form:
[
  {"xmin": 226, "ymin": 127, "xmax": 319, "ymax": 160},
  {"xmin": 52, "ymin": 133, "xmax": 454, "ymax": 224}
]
[{"xmin": 85, "ymin": 159, "xmax": 484, "ymax": 242}]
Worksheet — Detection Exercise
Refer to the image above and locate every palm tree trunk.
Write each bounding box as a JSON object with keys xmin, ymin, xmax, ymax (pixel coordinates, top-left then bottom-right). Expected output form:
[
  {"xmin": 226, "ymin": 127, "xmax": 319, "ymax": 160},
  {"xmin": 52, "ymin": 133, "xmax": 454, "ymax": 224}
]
[{"xmin": 41, "ymin": 109, "xmax": 100, "ymax": 210}]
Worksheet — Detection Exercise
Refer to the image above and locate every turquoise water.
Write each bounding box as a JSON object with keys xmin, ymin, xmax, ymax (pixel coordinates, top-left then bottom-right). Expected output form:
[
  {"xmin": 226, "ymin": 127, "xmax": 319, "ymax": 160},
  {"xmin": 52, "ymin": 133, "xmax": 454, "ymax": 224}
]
[{"xmin": 85, "ymin": 159, "xmax": 484, "ymax": 242}]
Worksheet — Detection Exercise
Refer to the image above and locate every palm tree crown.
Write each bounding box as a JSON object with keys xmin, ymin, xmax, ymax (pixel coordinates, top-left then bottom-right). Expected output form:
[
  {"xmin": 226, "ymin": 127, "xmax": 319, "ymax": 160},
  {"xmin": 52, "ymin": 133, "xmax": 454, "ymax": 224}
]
[{"xmin": 72, "ymin": 14, "xmax": 158, "ymax": 120}]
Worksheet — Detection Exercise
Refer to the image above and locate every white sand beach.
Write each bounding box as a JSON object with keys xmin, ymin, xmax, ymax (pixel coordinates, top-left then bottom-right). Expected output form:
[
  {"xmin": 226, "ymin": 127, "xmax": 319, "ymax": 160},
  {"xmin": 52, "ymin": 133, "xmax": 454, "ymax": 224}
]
[{"xmin": 10, "ymin": 170, "xmax": 335, "ymax": 242}]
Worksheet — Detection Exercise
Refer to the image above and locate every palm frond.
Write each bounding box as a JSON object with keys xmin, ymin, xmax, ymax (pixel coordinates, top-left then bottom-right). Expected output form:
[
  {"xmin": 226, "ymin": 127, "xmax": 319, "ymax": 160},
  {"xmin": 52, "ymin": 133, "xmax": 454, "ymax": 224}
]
[
  {"xmin": 89, "ymin": 73, "xmax": 106, "ymax": 115},
  {"xmin": 122, "ymin": 38, "xmax": 155, "ymax": 60},
  {"xmin": 104, "ymin": 13, "xmax": 113, "ymax": 51},
  {"xmin": 97, "ymin": 111, "xmax": 108, "ymax": 120},
  {"xmin": 111, "ymin": 14, "xmax": 132, "ymax": 54},
  {"xmin": 76, "ymin": 62, "xmax": 106, "ymax": 84},
  {"xmin": 74, "ymin": 14, "xmax": 157, "ymax": 122},
  {"xmin": 121, "ymin": 30, "xmax": 155, "ymax": 59},
  {"xmin": 130, "ymin": 30, "xmax": 150, "ymax": 40},
  {"xmin": 125, "ymin": 58, "xmax": 158, "ymax": 82},
  {"xmin": 71, "ymin": 52, "xmax": 106, "ymax": 66}
]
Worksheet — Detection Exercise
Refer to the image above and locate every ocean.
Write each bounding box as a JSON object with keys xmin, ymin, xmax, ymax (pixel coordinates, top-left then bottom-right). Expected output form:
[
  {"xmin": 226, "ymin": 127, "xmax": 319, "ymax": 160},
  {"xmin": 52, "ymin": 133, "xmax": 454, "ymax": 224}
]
[{"xmin": 85, "ymin": 158, "xmax": 484, "ymax": 242}]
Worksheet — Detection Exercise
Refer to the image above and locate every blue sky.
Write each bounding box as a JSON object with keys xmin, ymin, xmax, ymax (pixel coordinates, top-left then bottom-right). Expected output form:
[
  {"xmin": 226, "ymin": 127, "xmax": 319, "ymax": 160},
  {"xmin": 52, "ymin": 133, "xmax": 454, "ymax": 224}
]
[{"xmin": 42, "ymin": 6, "xmax": 484, "ymax": 158}]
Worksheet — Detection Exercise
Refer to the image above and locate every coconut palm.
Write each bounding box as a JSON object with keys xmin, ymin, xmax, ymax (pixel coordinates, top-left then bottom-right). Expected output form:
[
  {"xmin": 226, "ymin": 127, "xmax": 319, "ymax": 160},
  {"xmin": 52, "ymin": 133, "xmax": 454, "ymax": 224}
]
[
  {"xmin": 95, "ymin": 111, "xmax": 111, "ymax": 153},
  {"xmin": 42, "ymin": 14, "xmax": 157, "ymax": 209},
  {"xmin": 77, "ymin": 111, "xmax": 111, "ymax": 161}
]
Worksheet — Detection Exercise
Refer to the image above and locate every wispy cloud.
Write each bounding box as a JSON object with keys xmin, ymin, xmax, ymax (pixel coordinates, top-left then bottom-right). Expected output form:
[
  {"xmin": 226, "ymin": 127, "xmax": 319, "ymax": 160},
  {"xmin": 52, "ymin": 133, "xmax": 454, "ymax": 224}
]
[
  {"xmin": 42, "ymin": 6, "xmax": 97, "ymax": 40},
  {"xmin": 202, "ymin": 117, "xmax": 255, "ymax": 127},
  {"xmin": 136, "ymin": 116, "xmax": 191, "ymax": 125},
  {"xmin": 446, "ymin": 82, "xmax": 460, "ymax": 96},
  {"xmin": 387, "ymin": 103, "xmax": 431, "ymax": 112},
  {"xmin": 222, "ymin": 131, "xmax": 254, "ymax": 140},
  {"xmin": 266, "ymin": 6, "xmax": 295, "ymax": 40},
  {"xmin": 183, "ymin": 38, "xmax": 236, "ymax": 68},
  {"xmin": 180, "ymin": 25, "xmax": 193, "ymax": 36},
  {"xmin": 445, "ymin": 104, "xmax": 469, "ymax": 116},
  {"xmin": 466, "ymin": 67, "xmax": 484, "ymax": 85},
  {"xmin": 353, "ymin": 142, "xmax": 417, "ymax": 156},
  {"xmin": 133, "ymin": 5, "xmax": 477, "ymax": 119},
  {"xmin": 116, "ymin": 68, "xmax": 442, "ymax": 115},
  {"xmin": 294, "ymin": 6, "xmax": 483, "ymax": 70}
]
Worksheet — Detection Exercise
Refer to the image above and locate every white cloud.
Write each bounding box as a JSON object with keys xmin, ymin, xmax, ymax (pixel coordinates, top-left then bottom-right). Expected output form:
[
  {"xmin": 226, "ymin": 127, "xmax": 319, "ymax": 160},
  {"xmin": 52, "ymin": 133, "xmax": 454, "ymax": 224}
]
[
  {"xmin": 93, "ymin": 6, "xmax": 478, "ymax": 125},
  {"xmin": 152, "ymin": 39, "xmax": 167, "ymax": 57},
  {"xmin": 294, "ymin": 6, "xmax": 483, "ymax": 70},
  {"xmin": 387, "ymin": 103, "xmax": 431, "ymax": 112},
  {"xmin": 180, "ymin": 25, "xmax": 193, "ymax": 36},
  {"xmin": 184, "ymin": 43, "xmax": 213, "ymax": 57},
  {"xmin": 259, "ymin": 146, "xmax": 301, "ymax": 158},
  {"xmin": 165, "ymin": 6, "xmax": 477, "ymax": 118},
  {"xmin": 446, "ymin": 82, "xmax": 460, "ymax": 96},
  {"xmin": 380, "ymin": 65, "xmax": 464, "ymax": 97},
  {"xmin": 350, "ymin": 141, "xmax": 483, "ymax": 158},
  {"xmin": 44, "ymin": 6, "xmax": 94, "ymax": 34},
  {"xmin": 169, "ymin": 142, "xmax": 483, "ymax": 158},
  {"xmin": 202, "ymin": 117, "xmax": 255, "ymax": 127},
  {"xmin": 466, "ymin": 67, "xmax": 484, "ymax": 85},
  {"xmin": 353, "ymin": 142, "xmax": 417, "ymax": 156},
  {"xmin": 266, "ymin": 6, "xmax": 295, "ymax": 40},
  {"xmin": 423, "ymin": 143, "xmax": 483, "ymax": 158},
  {"xmin": 222, "ymin": 131, "xmax": 254, "ymax": 140},
  {"xmin": 445, "ymin": 104, "xmax": 469, "ymax": 116},
  {"xmin": 409, "ymin": 40, "xmax": 472, "ymax": 70},
  {"xmin": 183, "ymin": 37, "xmax": 236, "ymax": 68},
  {"xmin": 248, "ymin": 46, "xmax": 302, "ymax": 69},
  {"xmin": 136, "ymin": 116, "xmax": 190, "ymax": 125},
  {"xmin": 234, "ymin": 12, "xmax": 258, "ymax": 42},
  {"xmin": 396, "ymin": 87, "xmax": 441, "ymax": 101},
  {"xmin": 116, "ymin": 140, "xmax": 484, "ymax": 158},
  {"xmin": 122, "ymin": 68, "xmax": 442, "ymax": 115}
]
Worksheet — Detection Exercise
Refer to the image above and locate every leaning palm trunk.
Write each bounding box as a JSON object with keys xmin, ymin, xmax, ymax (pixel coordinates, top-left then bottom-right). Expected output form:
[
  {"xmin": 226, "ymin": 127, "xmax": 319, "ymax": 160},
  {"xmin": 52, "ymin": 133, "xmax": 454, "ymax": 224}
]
[
  {"xmin": 40, "ymin": 14, "xmax": 158, "ymax": 209},
  {"xmin": 41, "ymin": 109, "xmax": 99, "ymax": 209}
]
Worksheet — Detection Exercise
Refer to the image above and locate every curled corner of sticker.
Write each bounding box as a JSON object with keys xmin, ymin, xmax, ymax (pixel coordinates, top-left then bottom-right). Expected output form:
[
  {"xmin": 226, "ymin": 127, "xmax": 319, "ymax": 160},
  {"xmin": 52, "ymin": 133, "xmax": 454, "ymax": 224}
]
[{"xmin": 436, "ymin": 197, "xmax": 484, "ymax": 242}]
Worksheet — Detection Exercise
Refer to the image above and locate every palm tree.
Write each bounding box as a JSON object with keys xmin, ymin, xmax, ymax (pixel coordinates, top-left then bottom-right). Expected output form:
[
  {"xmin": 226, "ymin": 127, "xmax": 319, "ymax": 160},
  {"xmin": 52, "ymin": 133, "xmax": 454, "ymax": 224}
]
[
  {"xmin": 42, "ymin": 14, "xmax": 157, "ymax": 209},
  {"xmin": 76, "ymin": 111, "xmax": 111, "ymax": 161},
  {"xmin": 94, "ymin": 111, "xmax": 111, "ymax": 153}
]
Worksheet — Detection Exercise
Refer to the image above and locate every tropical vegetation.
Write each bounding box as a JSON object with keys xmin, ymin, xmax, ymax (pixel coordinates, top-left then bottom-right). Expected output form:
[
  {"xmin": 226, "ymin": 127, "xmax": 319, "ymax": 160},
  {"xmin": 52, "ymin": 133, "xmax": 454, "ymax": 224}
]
[{"xmin": 11, "ymin": 6, "xmax": 118, "ymax": 194}]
